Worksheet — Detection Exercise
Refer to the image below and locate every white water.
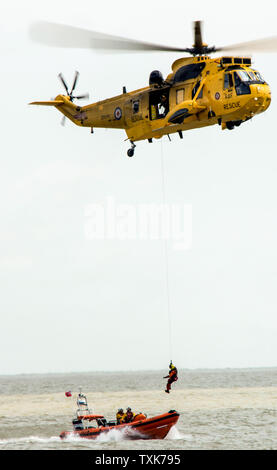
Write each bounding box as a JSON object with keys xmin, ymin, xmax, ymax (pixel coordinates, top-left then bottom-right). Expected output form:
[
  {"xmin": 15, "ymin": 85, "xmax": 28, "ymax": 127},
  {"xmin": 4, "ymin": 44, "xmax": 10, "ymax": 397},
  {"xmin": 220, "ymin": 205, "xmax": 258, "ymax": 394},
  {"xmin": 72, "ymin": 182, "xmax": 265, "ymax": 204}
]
[
  {"xmin": 96, "ymin": 427, "xmax": 143, "ymax": 443},
  {"xmin": 1, "ymin": 369, "xmax": 277, "ymax": 449},
  {"xmin": 165, "ymin": 425, "xmax": 191, "ymax": 441}
]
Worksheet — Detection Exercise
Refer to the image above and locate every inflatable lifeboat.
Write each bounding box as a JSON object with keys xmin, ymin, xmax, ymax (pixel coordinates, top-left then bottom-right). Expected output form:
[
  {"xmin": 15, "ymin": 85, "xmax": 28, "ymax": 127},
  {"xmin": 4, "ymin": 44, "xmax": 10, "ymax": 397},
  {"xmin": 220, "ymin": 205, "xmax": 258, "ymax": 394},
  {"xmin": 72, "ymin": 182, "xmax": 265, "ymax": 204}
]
[{"xmin": 60, "ymin": 390, "xmax": 179, "ymax": 440}]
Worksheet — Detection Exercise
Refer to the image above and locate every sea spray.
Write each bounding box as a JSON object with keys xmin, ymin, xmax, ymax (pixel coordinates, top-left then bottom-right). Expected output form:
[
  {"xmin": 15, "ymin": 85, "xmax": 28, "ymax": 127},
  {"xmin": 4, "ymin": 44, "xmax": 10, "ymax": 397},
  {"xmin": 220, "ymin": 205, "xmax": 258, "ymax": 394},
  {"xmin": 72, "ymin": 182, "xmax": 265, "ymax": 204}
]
[
  {"xmin": 165, "ymin": 425, "xmax": 191, "ymax": 440},
  {"xmin": 96, "ymin": 426, "xmax": 144, "ymax": 443}
]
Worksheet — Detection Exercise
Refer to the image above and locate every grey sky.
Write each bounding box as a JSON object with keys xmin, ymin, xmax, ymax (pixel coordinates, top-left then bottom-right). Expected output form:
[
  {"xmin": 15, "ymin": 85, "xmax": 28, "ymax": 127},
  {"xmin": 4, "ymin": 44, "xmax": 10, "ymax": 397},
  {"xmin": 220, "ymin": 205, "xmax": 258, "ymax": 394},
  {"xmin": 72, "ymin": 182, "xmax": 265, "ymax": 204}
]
[{"xmin": 1, "ymin": 0, "xmax": 277, "ymax": 374}]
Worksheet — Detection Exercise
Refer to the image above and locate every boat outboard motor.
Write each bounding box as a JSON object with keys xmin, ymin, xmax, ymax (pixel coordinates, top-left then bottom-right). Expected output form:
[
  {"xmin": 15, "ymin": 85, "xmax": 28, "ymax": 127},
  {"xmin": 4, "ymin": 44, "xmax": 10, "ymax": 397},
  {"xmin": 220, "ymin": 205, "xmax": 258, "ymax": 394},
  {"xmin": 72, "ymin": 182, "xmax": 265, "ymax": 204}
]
[
  {"xmin": 72, "ymin": 418, "xmax": 84, "ymax": 430},
  {"xmin": 149, "ymin": 70, "xmax": 164, "ymax": 87}
]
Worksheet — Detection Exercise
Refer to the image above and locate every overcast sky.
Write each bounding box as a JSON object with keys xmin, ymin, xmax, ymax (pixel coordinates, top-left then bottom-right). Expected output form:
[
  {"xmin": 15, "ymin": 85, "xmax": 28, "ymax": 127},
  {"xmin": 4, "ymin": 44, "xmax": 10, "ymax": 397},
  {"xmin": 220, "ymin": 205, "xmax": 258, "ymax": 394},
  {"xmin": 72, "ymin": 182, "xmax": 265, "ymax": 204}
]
[{"xmin": 1, "ymin": 0, "xmax": 277, "ymax": 374}]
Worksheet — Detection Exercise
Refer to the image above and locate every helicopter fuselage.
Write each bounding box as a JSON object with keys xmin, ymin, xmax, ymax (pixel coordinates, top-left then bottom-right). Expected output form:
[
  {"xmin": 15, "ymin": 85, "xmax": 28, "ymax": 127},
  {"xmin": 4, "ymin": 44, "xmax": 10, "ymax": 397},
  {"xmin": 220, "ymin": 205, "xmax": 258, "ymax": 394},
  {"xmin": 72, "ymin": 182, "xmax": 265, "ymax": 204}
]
[{"xmin": 31, "ymin": 55, "xmax": 271, "ymax": 144}]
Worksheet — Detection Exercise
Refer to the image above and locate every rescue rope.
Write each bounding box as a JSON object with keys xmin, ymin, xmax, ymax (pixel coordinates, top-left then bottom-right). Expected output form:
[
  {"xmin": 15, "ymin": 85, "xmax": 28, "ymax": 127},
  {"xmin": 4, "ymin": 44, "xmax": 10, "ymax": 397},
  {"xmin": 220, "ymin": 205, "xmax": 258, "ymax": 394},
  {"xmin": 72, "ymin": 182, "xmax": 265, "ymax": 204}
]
[{"xmin": 160, "ymin": 141, "xmax": 173, "ymax": 359}]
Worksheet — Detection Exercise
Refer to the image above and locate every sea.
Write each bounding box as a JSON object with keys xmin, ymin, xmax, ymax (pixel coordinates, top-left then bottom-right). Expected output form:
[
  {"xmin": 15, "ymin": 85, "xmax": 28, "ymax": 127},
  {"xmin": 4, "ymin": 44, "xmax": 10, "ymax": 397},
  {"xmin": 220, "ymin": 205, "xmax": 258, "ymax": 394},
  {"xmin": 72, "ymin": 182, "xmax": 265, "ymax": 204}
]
[{"xmin": 0, "ymin": 368, "xmax": 276, "ymax": 450}]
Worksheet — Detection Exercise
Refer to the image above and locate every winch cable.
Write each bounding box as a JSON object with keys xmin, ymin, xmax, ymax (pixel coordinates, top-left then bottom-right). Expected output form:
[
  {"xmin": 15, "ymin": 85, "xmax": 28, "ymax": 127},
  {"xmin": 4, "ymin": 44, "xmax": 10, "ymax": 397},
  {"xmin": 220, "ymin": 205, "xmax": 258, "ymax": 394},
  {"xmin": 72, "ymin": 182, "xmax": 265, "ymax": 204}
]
[{"xmin": 160, "ymin": 141, "xmax": 173, "ymax": 360}]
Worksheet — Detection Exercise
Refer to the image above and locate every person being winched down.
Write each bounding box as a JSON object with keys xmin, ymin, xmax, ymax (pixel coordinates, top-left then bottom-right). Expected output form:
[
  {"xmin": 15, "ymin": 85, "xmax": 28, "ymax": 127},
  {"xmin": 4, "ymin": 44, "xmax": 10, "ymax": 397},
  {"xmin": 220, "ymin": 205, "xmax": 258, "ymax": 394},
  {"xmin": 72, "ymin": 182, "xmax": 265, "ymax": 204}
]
[{"xmin": 163, "ymin": 362, "xmax": 178, "ymax": 393}]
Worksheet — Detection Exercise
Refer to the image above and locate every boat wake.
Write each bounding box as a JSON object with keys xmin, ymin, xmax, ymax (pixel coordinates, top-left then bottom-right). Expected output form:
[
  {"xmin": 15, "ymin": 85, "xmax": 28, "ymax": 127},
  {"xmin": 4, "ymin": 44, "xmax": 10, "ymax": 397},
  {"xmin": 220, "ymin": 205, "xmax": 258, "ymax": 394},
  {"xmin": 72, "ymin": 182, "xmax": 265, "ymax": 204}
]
[
  {"xmin": 0, "ymin": 426, "xmax": 188, "ymax": 449},
  {"xmin": 0, "ymin": 435, "xmax": 60, "ymax": 448},
  {"xmin": 165, "ymin": 425, "xmax": 192, "ymax": 441},
  {"xmin": 94, "ymin": 425, "xmax": 188, "ymax": 443},
  {"xmin": 96, "ymin": 426, "xmax": 144, "ymax": 443},
  {"xmin": 59, "ymin": 426, "xmax": 143, "ymax": 443}
]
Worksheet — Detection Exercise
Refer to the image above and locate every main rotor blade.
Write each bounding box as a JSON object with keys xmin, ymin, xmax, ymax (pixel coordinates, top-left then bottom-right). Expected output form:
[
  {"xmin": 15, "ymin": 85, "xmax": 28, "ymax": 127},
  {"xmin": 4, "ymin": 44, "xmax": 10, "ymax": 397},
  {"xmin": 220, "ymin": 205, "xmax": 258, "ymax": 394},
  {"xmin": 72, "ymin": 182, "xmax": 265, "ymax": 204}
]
[
  {"xmin": 29, "ymin": 21, "xmax": 189, "ymax": 52},
  {"xmin": 218, "ymin": 36, "xmax": 277, "ymax": 53},
  {"xmin": 58, "ymin": 73, "xmax": 69, "ymax": 94},
  {"xmin": 70, "ymin": 70, "xmax": 79, "ymax": 95}
]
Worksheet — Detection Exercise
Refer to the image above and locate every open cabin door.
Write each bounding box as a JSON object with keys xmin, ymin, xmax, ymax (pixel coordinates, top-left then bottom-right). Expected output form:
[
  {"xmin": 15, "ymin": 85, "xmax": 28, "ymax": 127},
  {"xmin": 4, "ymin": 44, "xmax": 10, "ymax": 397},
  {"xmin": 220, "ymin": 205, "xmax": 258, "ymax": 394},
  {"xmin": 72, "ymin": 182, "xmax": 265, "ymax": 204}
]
[{"xmin": 149, "ymin": 88, "xmax": 170, "ymax": 120}]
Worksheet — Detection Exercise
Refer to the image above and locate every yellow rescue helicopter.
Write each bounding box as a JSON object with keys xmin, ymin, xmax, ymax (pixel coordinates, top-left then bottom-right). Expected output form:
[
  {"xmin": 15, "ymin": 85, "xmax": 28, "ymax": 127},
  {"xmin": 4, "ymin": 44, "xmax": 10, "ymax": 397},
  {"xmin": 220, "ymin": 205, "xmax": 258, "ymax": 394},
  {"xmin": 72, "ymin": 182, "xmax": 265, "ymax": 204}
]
[{"xmin": 29, "ymin": 21, "xmax": 275, "ymax": 156}]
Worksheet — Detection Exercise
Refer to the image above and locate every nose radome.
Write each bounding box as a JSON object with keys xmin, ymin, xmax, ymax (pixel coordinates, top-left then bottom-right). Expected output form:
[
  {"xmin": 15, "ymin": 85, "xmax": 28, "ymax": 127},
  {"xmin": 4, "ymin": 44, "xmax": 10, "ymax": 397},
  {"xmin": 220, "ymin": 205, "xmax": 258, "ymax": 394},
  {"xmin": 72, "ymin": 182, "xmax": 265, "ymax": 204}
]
[
  {"xmin": 259, "ymin": 84, "xmax": 271, "ymax": 102},
  {"xmin": 263, "ymin": 85, "xmax": 271, "ymax": 111},
  {"xmin": 252, "ymin": 84, "xmax": 271, "ymax": 113}
]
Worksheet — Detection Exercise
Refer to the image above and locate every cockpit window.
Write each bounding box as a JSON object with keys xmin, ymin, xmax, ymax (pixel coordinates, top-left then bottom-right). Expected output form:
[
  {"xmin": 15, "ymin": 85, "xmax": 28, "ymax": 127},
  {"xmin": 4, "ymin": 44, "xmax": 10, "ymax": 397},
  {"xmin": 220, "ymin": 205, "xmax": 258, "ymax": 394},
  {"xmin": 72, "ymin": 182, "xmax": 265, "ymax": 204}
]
[
  {"xmin": 246, "ymin": 69, "xmax": 265, "ymax": 84},
  {"xmin": 236, "ymin": 70, "xmax": 251, "ymax": 82},
  {"xmin": 234, "ymin": 72, "xmax": 251, "ymax": 96},
  {"xmin": 253, "ymin": 70, "xmax": 265, "ymax": 82},
  {"xmin": 230, "ymin": 68, "xmax": 266, "ymax": 85},
  {"xmin": 248, "ymin": 71, "xmax": 256, "ymax": 81}
]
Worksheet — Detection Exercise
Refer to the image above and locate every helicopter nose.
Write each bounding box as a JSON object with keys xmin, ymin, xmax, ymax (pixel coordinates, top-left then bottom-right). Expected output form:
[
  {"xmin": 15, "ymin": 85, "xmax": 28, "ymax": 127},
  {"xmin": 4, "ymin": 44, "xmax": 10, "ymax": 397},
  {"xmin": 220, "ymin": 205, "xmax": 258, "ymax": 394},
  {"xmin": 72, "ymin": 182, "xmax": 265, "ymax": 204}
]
[{"xmin": 251, "ymin": 83, "xmax": 271, "ymax": 114}]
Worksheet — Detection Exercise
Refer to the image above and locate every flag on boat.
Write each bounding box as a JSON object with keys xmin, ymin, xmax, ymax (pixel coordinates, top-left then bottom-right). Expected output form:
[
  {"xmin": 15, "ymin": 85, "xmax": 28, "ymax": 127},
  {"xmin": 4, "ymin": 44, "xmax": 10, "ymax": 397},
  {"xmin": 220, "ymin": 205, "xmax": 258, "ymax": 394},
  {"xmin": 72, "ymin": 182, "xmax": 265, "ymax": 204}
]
[{"xmin": 65, "ymin": 391, "xmax": 72, "ymax": 397}]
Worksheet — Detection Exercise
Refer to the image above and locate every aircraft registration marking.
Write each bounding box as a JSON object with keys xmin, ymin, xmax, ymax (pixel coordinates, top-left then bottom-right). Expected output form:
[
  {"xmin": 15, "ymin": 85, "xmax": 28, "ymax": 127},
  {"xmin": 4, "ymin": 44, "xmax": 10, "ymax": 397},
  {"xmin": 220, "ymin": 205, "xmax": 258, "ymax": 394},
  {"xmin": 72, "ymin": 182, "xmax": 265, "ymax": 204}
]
[{"xmin": 223, "ymin": 101, "xmax": 240, "ymax": 110}]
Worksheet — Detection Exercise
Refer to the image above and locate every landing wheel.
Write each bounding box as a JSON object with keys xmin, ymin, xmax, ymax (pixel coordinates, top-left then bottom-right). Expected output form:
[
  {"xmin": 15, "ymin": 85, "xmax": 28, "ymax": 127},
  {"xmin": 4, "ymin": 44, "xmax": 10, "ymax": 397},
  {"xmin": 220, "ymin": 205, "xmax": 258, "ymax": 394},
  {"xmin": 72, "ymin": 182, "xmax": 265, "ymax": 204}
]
[
  {"xmin": 127, "ymin": 148, "xmax": 134, "ymax": 157},
  {"xmin": 226, "ymin": 122, "xmax": 235, "ymax": 130},
  {"xmin": 127, "ymin": 141, "xmax": 136, "ymax": 157}
]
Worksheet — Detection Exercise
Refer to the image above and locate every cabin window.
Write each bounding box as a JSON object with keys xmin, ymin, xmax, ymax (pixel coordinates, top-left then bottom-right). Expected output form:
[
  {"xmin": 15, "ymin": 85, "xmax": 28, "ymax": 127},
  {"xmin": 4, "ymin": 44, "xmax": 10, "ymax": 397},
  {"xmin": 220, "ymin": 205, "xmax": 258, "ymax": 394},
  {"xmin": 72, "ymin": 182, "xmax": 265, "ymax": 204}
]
[
  {"xmin": 223, "ymin": 73, "xmax": 233, "ymax": 89},
  {"xmin": 176, "ymin": 89, "xmax": 184, "ymax": 104},
  {"xmin": 132, "ymin": 100, "xmax": 139, "ymax": 114},
  {"xmin": 192, "ymin": 81, "xmax": 203, "ymax": 100},
  {"xmin": 173, "ymin": 62, "xmax": 206, "ymax": 83},
  {"xmin": 192, "ymin": 81, "xmax": 200, "ymax": 99},
  {"xmin": 197, "ymin": 86, "xmax": 203, "ymax": 99}
]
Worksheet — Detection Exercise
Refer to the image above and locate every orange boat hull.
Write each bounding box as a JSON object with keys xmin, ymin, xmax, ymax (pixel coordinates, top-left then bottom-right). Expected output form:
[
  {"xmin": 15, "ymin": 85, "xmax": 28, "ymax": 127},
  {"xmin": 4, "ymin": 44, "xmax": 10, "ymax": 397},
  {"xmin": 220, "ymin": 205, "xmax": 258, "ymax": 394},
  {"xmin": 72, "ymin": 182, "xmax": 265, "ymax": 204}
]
[{"xmin": 60, "ymin": 411, "xmax": 179, "ymax": 440}]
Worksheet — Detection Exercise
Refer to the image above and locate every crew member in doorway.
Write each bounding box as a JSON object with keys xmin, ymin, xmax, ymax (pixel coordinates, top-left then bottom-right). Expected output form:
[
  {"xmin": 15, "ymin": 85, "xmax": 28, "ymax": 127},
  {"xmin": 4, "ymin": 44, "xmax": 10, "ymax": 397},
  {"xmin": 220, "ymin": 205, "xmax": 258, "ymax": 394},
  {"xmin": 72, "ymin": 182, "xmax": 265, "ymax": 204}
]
[
  {"xmin": 116, "ymin": 408, "xmax": 125, "ymax": 424},
  {"xmin": 158, "ymin": 94, "xmax": 168, "ymax": 117},
  {"xmin": 163, "ymin": 361, "xmax": 178, "ymax": 393}
]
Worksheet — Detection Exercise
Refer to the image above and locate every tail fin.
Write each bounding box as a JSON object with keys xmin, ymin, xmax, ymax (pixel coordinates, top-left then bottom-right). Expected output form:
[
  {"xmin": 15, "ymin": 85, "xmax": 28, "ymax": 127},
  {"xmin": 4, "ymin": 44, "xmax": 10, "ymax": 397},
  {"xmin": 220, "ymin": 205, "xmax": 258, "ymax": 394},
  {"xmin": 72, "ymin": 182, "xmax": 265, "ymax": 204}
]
[{"xmin": 29, "ymin": 95, "xmax": 88, "ymax": 127}]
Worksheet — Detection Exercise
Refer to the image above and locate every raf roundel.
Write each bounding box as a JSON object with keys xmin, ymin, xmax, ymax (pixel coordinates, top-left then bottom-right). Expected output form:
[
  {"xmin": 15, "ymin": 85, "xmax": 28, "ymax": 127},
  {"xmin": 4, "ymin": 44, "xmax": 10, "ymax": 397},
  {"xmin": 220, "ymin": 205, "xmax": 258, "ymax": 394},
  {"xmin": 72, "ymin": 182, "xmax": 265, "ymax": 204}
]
[
  {"xmin": 215, "ymin": 92, "xmax": 220, "ymax": 100},
  {"xmin": 114, "ymin": 107, "xmax": 122, "ymax": 120}
]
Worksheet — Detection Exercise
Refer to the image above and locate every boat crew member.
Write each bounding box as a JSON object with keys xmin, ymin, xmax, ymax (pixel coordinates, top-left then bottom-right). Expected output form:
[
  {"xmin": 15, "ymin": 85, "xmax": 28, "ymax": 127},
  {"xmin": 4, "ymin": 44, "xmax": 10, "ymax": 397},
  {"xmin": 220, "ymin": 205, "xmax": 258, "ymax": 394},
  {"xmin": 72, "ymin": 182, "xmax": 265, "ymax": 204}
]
[
  {"xmin": 124, "ymin": 407, "xmax": 135, "ymax": 423},
  {"xmin": 163, "ymin": 361, "xmax": 178, "ymax": 393},
  {"xmin": 116, "ymin": 408, "xmax": 125, "ymax": 424}
]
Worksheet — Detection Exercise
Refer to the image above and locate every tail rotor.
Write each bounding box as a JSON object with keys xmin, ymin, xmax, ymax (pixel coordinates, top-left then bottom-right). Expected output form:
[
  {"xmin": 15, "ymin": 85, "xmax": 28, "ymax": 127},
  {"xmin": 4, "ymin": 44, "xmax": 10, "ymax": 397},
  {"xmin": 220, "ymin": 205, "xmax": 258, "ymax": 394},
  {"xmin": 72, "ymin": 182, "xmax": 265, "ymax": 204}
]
[{"xmin": 58, "ymin": 71, "xmax": 89, "ymax": 125}]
